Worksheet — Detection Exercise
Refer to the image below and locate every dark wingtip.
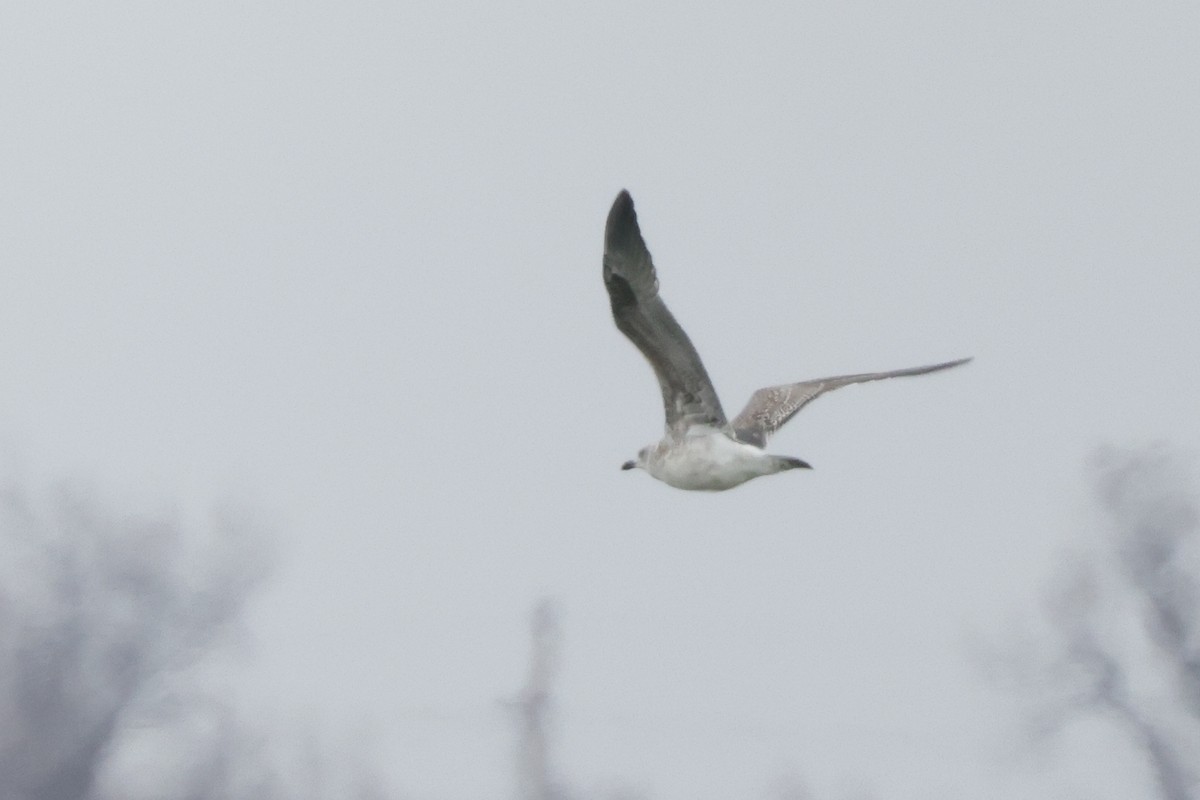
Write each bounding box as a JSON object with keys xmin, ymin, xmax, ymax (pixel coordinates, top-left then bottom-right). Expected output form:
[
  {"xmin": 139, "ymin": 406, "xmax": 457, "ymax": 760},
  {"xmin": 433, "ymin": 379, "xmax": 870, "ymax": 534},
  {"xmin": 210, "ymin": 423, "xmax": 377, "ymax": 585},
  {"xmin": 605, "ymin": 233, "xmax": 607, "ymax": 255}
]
[
  {"xmin": 935, "ymin": 356, "xmax": 973, "ymax": 372},
  {"xmin": 603, "ymin": 189, "xmax": 657, "ymax": 309},
  {"xmin": 786, "ymin": 457, "xmax": 813, "ymax": 470},
  {"xmin": 621, "ymin": 460, "xmax": 637, "ymax": 471},
  {"xmin": 605, "ymin": 189, "xmax": 641, "ymax": 249}
]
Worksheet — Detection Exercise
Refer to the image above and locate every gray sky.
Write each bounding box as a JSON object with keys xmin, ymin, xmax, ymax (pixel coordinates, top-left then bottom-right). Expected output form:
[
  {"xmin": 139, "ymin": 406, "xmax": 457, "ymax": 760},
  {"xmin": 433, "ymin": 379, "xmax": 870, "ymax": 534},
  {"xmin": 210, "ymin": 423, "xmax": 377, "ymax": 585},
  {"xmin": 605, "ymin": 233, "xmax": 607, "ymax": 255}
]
[{"xmin": 3, "ymin": 1, "xmax": 1199, "ymax": 797}]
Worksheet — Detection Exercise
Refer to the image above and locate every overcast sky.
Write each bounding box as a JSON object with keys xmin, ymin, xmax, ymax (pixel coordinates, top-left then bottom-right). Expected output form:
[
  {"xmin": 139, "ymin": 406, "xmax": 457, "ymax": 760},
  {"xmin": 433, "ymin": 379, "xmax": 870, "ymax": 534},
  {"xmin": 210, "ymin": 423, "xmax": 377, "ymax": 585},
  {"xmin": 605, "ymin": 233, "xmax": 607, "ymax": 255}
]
[{"xmin": 3, "ymin": 2, "xmax": 1199, "ymax": 798}]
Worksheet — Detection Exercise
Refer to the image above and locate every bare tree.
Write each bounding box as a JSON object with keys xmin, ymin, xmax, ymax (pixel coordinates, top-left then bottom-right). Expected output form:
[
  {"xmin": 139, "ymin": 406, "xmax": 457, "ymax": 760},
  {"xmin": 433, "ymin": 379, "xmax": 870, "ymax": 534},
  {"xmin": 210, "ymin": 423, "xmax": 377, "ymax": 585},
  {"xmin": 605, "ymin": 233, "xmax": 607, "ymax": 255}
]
[
  {"xmin": 508, "ymin": 599, "xmax": 565, "ymax": 800},
  {"xmin": 1013, "ymin": 446, "xmax": 1200, "ymax": 800},
  {"xmin": 0, "ymin": 478, "xmax": 389, "ymax": 800},
  {"xmin": 0, "ymin": 479, "xmax": 268, "ymax": 800}
]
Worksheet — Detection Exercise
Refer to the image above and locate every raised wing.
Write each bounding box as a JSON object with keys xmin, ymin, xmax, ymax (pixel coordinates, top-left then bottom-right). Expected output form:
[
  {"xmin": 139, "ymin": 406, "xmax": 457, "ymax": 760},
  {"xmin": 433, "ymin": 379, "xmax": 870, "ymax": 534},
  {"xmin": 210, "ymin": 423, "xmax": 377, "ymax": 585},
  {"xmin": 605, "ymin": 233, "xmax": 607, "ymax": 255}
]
[
  {"xmin": 603, "ymin": 190, "xmax": 726, "ymax": 433},
  {"xmin": 730, "ymin": 357, "xmax": 971, "ymax": 448}
]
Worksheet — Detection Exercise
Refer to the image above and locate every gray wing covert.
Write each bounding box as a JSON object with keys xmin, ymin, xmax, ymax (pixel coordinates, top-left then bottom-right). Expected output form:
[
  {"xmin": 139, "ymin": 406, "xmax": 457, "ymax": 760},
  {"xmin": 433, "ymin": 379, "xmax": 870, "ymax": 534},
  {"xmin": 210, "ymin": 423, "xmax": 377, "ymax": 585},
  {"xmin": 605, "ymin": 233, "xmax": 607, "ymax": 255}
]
[
  {"xmin": 731, "ymin": 358, "xmax": 971, "ymax": 448},
  {"xmin": 603, "ymin": 190, "xmax": 726, "ymax": 433}
]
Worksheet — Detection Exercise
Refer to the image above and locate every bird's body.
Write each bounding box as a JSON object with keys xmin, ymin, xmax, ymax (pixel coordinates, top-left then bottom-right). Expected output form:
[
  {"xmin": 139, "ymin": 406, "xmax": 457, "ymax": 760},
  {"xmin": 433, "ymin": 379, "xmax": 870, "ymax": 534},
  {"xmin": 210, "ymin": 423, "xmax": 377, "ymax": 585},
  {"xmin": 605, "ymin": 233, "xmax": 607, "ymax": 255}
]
[
  {"xmin": 603, "ymin": 189, "xmax": 970, "ymax": 491},
  {"xmin": 635, "ymin": 426, "xmax": 808, "ymax": 491}
]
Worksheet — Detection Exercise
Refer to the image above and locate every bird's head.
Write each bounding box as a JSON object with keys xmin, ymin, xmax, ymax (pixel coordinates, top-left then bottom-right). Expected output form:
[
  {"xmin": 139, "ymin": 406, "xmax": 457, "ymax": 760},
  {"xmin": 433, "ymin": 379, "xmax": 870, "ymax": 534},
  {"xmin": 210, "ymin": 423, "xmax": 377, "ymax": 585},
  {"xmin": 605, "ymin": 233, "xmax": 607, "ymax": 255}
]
[{"xmin": 621, "ymin": 446, "xmax": 650, "ymax": 472}]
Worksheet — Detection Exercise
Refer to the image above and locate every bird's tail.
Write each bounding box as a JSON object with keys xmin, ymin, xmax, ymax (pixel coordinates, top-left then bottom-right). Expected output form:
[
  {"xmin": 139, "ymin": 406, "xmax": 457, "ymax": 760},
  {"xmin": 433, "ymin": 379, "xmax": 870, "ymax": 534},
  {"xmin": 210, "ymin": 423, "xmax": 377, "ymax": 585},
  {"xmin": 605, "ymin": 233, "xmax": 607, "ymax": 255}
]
[{"xmin": 774, "ymin": 456, "xmax": 813, "ymax": 471}]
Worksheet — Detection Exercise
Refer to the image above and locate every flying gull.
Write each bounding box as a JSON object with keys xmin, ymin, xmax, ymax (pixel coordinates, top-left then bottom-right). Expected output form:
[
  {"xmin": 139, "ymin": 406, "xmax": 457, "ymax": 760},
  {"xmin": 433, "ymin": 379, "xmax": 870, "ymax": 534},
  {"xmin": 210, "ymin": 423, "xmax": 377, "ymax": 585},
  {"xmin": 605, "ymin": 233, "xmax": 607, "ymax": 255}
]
[{"xmin": 603, "ymin": 189, "xmax": 970, "ymax": 491}]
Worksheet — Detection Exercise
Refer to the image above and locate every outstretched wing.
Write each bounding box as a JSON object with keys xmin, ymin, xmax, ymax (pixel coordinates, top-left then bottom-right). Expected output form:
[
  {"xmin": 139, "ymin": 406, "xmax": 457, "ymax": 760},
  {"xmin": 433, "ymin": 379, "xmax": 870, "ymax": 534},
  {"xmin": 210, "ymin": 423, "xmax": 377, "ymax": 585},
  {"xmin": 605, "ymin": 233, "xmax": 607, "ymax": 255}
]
[
  {"xmin": 603, "ymin": 190, "xmax": 726, "ymax": 433},
  {"xmin": 730, "ymin": 357, "xmax": 971, "ymax": 448}
]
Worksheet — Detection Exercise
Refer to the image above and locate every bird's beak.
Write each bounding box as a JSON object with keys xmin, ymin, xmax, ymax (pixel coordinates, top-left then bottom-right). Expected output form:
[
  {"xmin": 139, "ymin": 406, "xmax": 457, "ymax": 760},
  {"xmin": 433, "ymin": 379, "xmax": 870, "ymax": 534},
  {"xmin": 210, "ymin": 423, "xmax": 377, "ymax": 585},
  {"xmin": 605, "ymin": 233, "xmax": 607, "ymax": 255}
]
[{"xmin": 621, "ymin": 460, "xmax": 637, "ymax": 471}]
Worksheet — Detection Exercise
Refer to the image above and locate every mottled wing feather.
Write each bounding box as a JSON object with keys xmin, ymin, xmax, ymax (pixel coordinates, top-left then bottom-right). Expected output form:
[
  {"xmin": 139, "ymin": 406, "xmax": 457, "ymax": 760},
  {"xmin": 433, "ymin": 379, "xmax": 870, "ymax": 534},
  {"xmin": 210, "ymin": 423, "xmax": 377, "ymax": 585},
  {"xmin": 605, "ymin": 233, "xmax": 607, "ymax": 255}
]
[
  {"xmin": 731, "ymin": 357, "xmax": 971, "ymax": 448},
  {"xmin": 603, "ymin": 190, "xmax": 727, "ymax": 433}
]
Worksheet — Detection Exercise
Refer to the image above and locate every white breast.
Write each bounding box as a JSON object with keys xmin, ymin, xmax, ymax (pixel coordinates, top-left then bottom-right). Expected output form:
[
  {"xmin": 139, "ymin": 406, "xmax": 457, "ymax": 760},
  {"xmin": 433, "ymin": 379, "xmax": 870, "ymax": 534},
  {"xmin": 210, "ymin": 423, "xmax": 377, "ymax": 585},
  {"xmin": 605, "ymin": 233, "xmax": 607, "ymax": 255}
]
[{"xmin": 648, "ymin": 429, "xmax": 778, "ymax": 491}]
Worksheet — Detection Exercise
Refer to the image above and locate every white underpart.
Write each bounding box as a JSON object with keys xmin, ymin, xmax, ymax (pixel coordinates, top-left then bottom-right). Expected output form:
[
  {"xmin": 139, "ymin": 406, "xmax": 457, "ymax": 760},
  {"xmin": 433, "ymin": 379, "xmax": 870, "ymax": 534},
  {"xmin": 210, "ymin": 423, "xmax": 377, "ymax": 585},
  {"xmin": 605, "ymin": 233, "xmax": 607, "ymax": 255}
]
[{"xmin": 643, "ymin": 426, "xmax": 791, "ymax": 491}]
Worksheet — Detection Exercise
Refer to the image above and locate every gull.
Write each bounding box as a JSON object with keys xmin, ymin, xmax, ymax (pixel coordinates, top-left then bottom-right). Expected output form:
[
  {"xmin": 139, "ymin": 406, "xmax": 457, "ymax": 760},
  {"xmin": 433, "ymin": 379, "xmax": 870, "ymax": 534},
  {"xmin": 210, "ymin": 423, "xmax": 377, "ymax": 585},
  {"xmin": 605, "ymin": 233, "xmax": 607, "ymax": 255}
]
[{"xmin": 604, "ymin": 189, "xmax": 970, "ymax": 491}]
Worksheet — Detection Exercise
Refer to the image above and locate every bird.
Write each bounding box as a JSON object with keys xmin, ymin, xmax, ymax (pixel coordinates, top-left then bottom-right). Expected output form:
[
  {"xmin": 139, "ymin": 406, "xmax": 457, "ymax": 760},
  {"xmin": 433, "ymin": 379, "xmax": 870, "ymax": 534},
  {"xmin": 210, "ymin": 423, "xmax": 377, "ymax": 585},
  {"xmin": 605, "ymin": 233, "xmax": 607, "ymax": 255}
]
[{"xmin": 603, "ymin": 189, "xmax": 970, "ymax": 491}]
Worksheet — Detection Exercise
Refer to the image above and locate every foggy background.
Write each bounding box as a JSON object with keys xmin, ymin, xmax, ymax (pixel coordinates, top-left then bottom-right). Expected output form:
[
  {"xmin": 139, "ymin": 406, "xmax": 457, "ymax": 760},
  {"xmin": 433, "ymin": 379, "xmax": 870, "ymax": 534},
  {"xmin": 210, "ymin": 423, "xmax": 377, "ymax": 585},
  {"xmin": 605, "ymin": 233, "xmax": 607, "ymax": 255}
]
[{"xmin": 2, "ymin": 2, "xmax": 1198, "ymax": 798}]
